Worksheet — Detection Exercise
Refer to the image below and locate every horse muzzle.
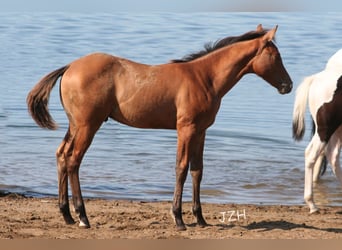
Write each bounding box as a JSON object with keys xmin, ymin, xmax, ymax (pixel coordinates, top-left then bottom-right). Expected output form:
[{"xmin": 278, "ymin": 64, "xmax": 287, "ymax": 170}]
[{"xmin": 278, "ymin": 82, "xmax": 292, "ymax": 94}]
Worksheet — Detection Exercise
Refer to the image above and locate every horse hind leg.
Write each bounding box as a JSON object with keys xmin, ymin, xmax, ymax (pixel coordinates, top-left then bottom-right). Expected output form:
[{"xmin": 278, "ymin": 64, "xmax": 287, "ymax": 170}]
[
  {"xmin": 57, "ymin": 124, "xmax": 100, "ymax": 228},
  {"xmin": 56, "ymin": 127, "xmax": 75, "ymax": 225},
  {"xmin": 66, "ymin": 125, "xmax": 101, "ymax": 228},
  {"xmin": 326, "ymin": 129, "xmax": 342, "ymax": 186}
]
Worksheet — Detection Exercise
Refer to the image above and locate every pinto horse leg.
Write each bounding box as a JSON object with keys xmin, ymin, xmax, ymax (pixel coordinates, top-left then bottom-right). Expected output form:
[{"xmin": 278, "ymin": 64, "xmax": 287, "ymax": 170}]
[
  {"xmin": 190, "ymin": 131, "xmax": 208, "ymax": 227},
  {"xmin": 56, "ymin": 128, "xmax": 75, "ymax": 225},
  {"xmin": 312, "ymin": 152, "xmax": 325, "ymax": 183},
  {"xmin": 326, "ymin": 129, "xmax": 342, "ymax": 186},
  {"xmin": 304, "ymin": 135, "xmax": 326, "ymax": 213}
]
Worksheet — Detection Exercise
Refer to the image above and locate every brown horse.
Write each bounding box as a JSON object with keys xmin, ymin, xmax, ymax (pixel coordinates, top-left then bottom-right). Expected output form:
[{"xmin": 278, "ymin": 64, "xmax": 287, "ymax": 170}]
[{"xmin": 27, "ymin": 24, "xmax": 292, "ymax": 231}]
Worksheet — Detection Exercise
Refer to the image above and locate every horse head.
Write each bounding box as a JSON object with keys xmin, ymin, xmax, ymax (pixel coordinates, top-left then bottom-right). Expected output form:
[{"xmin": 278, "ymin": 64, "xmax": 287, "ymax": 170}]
[{"xmin": 251, "ymin": 25, "xmax": 293, "ymax": 94}]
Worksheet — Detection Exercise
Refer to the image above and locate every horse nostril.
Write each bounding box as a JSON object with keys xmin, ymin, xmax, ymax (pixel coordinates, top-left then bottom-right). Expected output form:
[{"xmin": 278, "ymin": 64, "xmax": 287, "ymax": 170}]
[
  {"xmin": 289, "ymin": 83, "xmax": 293, "ymax": 91},
  {"xmin": 287, "ymin": 84, "xmax": 293, "ymax": 92},
  {"xmin": 279, "ymin": 82, "xmax": 292, "ymax": 94}
]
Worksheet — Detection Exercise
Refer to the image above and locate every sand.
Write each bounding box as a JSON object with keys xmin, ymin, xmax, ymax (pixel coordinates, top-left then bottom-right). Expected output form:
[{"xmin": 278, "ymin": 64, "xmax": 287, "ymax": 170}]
[{"xmin": 1, "ymin": 193, "xmax": 342, "ymax": 239}]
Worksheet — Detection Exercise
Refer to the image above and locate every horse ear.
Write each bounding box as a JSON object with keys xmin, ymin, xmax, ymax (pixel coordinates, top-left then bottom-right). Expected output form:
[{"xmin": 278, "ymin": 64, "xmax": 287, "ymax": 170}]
[
  {"xmin": 263, "ymin": 25, "xmax": 278, "ymax": 42},
  {"xmin": 256, "ymin": 24, "xmax": 263, "ymax": 32}
]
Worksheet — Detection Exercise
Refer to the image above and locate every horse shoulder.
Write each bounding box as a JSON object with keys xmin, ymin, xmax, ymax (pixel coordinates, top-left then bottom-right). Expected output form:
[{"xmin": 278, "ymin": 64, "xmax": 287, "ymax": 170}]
[{"xmin": 175, "ymin": 75, "xmax": 221, "ymax": 128}]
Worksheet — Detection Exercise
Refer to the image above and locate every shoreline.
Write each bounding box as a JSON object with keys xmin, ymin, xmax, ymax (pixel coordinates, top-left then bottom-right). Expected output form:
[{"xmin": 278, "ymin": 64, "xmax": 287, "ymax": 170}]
[{"xmin": 1, "ymin": 193, "xmax": 342, "ymax": 239}]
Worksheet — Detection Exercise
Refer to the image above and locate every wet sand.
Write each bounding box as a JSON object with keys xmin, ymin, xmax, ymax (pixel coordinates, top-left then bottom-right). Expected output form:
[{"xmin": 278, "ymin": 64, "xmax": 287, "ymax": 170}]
[{"xmin": 1, "ymin": 193, "xmax": 342, "ymax": 239}]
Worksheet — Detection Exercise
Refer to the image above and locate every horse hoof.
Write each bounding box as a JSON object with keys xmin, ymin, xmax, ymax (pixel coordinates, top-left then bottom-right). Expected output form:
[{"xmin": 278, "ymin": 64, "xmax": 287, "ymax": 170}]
[
  {"xmin": 198, "ymin": 222, "xmax": 208, "ymax": 228},
  {"xmin": 309, "ymin": 208, "xmax": 319, "ymax": 214},
  {"xmin": 176, "ymin": 224, "xmax": 187, "ymax": 231},
  {"xmin": 62, "ymin": 214, "xmax": 76, "ymax": 225},
  {"xmin": 79, "ymin": 220, "xmax": 91, "ymax": 228},
  {"xmin": 196, "ymin": 215, "xmax": 208, "ymax": 228},
  {"xmin": 64, "ymin": 218, "xmax": 76, "ymax": 225}
]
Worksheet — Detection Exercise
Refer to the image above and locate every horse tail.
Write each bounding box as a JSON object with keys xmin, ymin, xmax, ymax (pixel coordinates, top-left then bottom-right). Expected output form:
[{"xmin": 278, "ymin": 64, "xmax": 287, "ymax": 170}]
[
  {"xmin": 27, "ymin": 65, "xmax": 69, "ymax": 130},
  {"xmin": 292, "ymin": 75, "xmax": 315, "ymax": 141},
  {"xmin": 318, "ymin": 155, "xmax": 327, "ymax": 176}
]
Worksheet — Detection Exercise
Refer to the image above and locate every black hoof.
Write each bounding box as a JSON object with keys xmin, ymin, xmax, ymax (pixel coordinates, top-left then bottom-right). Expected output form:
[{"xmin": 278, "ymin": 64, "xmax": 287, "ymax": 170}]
[
  {"xmin": 193, "ymin": 206, "xmax": 208, "ymax": 228},
  {"xmin": 171, "ymin": 206, "xmax": 186, "ymax": 231},
  {"xmin": 196, "ymin": 216, "xmax": 208, "ymax": 228},
  {"xmin": 62, "ymin": 214, "xmax": 76, "ymax": 225},
  {"xmin": 176, "ymin": 224, "xmax": 187, "ymax": 231},
  {"xmin": 60, "ymin": 204, "xmax": 76, "ymax": 225},
  {"xmin": 65, "ymin": 218, "xmax": 76, "ymax": 225},
  {"xmin": 197, "ymin": 221, "xmax": 208, "ymax": 228}
]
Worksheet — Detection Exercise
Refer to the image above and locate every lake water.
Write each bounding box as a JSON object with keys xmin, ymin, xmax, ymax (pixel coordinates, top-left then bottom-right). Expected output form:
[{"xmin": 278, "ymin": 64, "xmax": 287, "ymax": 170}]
[{"xmin": 1, "ymin": 12, "xmax": 342, "ymax": 206}]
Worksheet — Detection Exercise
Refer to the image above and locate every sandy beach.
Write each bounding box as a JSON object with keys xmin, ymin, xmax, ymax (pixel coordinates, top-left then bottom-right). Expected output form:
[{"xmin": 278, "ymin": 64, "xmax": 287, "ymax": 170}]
[{"xmin": 1, "ymin": 192, "xmax": 342, "ymax": 239}]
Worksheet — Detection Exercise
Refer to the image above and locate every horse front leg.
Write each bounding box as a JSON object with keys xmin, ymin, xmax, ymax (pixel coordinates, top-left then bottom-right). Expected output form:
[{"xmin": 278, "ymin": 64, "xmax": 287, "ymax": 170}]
[
  {"xmin": 172, "ymin": 125, "xmax": 195, "ymax": 231},
  {"xmin": 172, "ymin": 162, "xmax": 189, "ymax": 231},
  {"xmin": 304, "ymin": 135, "xmax": 325, "ymax": 213},
  {"xmin": 190, "ymin": 131, "xmax": 208, "ymax": 227}
]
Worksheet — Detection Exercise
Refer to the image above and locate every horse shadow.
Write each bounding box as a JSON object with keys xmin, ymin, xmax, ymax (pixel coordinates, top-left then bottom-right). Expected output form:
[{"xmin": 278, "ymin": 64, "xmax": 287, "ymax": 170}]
[{"xmin": 214, "ymin": 220, "xmax": 342, "ymax": 234}]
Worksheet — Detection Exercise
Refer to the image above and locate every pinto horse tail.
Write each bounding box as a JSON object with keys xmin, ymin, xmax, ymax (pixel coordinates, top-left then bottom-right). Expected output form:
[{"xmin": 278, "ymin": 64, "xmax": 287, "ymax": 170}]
[
  {"xmin": 292, "ymin": 75, "xmax": 315, "ymax": 141},
  {"xmin": 27, "ymin": 65, "xmax": 69, "ymax": 130}
]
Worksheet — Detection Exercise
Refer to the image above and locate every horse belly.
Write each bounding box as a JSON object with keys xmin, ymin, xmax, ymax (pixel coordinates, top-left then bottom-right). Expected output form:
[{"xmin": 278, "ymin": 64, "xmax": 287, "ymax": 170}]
[
  {"xmin": 110, "ymin": 103, "xmax": 177, "ymax": 129},
  {"xmin": 316, "ymin": 76, "xmax": 342, "ymax": 142}
]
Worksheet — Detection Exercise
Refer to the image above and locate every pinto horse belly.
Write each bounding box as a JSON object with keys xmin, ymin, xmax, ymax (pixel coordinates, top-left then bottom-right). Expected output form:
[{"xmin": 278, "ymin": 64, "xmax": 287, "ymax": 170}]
[{"xmin": 316, "ymin": 75, "xmax": 342, "ymax": 142}]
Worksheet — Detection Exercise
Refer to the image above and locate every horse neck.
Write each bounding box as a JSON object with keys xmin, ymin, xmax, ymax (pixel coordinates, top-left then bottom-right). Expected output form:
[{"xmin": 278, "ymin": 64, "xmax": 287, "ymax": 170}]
[{"xmin": 198, "ymin": 40, "xmax": 261, "ymax": 98}]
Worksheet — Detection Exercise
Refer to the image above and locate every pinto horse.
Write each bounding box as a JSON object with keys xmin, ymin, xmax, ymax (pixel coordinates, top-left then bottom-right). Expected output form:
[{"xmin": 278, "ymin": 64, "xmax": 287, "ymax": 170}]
[
  {"xmin": 27, "ymin": 24, "xmax": 292, "ymax": 231},
  {"xmin": 293, "ymin": 49, "xmax": 342, "ymax": 214}
]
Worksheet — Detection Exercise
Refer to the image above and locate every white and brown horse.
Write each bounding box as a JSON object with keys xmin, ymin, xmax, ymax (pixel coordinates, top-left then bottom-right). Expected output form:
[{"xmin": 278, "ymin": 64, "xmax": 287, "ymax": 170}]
[
  {"xmin": 293, "ymin": 49, "xmax": 342, "ymax": 213},
  {"xmin": 27, "ymin": 25, "xmax": 292, "ymax": 230}
]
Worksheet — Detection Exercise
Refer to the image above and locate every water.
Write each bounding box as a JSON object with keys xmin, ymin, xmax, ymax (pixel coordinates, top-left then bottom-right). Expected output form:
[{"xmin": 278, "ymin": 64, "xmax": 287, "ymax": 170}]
[{"xmin": 1, "ymin": 12, "xmax": 342, "ymax": 206}]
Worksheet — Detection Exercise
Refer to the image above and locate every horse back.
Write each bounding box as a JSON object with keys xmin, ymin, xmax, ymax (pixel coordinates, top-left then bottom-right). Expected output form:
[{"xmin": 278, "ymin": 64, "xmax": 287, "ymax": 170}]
[{"xmin": 308, "ymin": 70, "xmax": 342, "ymax": 116}]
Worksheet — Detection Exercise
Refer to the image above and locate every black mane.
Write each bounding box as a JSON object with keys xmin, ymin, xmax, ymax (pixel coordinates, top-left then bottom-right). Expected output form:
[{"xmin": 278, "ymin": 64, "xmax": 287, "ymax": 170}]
[{"xmin": 171, "ymin": 29, "xmax": 269, "ymax": 63}]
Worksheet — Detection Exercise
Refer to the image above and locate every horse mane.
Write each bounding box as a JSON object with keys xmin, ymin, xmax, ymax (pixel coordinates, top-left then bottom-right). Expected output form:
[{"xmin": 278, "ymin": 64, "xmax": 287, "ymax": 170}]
[{"xmin": 171, "ymin": 29, "xmax": 270, "ymax": 63}]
